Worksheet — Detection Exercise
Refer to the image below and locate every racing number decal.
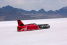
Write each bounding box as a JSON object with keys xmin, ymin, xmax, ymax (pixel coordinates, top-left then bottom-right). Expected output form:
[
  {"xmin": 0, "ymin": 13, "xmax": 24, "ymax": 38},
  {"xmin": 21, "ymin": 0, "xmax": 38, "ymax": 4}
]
[{"xmin": 20, "ymin": 26, "xmax": 27, "ymax": 31}]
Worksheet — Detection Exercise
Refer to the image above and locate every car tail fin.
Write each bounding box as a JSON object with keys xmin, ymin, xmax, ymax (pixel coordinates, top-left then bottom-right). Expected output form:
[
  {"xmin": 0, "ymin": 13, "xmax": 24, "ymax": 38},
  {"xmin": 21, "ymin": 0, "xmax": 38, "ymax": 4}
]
[{"xmin": 17, "ymin": 20, "xmax": 24, "ymax": 26}]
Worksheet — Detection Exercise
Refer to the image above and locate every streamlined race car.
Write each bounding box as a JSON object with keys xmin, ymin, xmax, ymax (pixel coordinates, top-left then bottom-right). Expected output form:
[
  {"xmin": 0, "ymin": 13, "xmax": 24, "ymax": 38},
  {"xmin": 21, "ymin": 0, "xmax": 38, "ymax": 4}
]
[{"xmin": 17, "ymin": 20, "xmax": 50, "ymax": 32}]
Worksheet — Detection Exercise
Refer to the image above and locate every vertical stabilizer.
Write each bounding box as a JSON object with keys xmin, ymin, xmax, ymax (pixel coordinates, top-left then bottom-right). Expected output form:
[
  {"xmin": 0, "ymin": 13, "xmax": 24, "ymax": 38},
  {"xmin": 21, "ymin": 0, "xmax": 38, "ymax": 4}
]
[{"xmin": 17, "ymin": 20, "xmax": 24, "ymax": 26}]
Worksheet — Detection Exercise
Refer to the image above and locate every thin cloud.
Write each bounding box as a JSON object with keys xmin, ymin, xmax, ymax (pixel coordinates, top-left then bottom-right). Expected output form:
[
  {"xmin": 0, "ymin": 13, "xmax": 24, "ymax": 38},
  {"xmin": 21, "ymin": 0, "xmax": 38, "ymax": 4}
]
[
  {"xmin": 59, "ymin": 0, "xmax": 67, "ymax": 5},
  {"xmin": 0, "ymin": 0, "xmax": 67, "ymax": 11}
]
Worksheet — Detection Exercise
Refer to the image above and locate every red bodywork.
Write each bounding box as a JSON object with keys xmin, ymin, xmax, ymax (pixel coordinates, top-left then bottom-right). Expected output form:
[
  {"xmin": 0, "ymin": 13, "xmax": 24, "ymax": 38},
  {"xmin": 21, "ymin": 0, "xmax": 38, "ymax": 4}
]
[{"xmin": 17, "ymin": 20, "xmax": 39, "ymax": 32}]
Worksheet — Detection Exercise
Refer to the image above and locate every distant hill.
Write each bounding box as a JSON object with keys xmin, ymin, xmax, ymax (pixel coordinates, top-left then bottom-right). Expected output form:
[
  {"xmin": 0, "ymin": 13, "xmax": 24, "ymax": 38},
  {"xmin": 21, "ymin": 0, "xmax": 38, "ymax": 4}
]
[
  {"xmin": 0, "ymin": 5, "xmax": 67, "ymax": 21},
  {"xmin": 0, "ymin": 5, "xmax": 36, "ymax": 21}
]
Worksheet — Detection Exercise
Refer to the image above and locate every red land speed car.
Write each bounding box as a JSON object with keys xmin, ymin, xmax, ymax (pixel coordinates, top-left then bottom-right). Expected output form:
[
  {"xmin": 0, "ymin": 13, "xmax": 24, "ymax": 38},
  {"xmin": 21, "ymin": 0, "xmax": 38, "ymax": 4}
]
[{"xmin": 17, "ymin": 20, "xmax": 50, "ymax": 32}]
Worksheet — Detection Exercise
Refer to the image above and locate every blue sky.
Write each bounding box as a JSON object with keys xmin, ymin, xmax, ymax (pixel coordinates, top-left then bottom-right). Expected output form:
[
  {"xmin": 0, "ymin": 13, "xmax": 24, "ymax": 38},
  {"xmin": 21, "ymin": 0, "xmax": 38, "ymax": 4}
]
[{"xmin": 0, "ymin": 0, "xmax": 67, "ymax": 11}]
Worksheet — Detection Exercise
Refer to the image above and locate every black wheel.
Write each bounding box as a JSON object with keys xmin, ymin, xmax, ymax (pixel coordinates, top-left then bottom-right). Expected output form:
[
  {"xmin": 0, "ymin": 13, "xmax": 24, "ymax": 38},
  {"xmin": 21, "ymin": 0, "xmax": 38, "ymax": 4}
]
[{"xmin": 38, "ymin": 24, "xmax": 50, "ymax": 29}]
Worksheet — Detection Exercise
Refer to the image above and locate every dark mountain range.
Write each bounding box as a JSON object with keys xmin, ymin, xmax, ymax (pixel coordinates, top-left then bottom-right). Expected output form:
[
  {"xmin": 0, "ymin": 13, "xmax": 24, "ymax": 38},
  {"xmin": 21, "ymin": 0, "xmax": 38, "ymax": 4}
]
[
  {"xmin": 0, "ymin": 5, "xmax": 35, "ymax": 21},
  {"xmin": 0, "ymin": 5, "xmax": 67, "ymax": 21}
]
